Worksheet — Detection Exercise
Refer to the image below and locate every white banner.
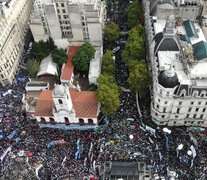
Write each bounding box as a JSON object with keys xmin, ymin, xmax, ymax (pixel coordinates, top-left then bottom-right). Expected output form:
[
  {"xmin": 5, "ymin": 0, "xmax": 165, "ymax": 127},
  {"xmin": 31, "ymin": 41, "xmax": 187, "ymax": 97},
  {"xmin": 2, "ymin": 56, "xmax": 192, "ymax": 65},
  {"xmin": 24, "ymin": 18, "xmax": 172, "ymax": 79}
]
[
  {"xmin": 146, "ymin": 126, "xmax": 156, "ymax": 134},
  {"xmin": 190, "ymin": 145, "xmax": 196, "ymax": 159}
]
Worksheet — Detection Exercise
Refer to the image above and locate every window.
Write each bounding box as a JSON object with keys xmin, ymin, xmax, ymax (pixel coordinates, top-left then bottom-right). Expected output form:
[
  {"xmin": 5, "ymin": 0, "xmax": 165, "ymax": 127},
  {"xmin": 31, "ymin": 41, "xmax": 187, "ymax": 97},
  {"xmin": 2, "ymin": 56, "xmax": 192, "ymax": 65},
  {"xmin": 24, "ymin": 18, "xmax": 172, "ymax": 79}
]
[
  {"xmin": 62, "ymin": 9, "xmax": 66, "ymax": 13},
  {"xmin": 155, "ymin": 113, "xmax": 158, "ymax": 116},
  {"xmin": 191, "ymin": 101, "xmax": 194, "ymax": 105},
  {"xmin": 160, "ymin": 89, "xmax": 162, "ymax": 94},
  {"xmin": 200, "ymin": 114, "xmax": 203, "ymax": 119},
  {"xmin": 193, "ymin": 114, "xmax": 196, "ymax": 118},
  {"xmin": 57, "ymin": 9, "xmax": 60, "ymax": 13},
  {"xmin": 79, "ymin": 118, "xmax": 84, "ymax": 125},
  {"xmin": 40, "ymin": 117, "xmax": 46, "ymax": 123},
  {"xmin": 179, "ymin": 101, "xmax": 182, "ymax": 105},
  {"xmin": 49, "ymin": 117, "xmax": 55, "ymax": 124},
  {"xmin": 173, "ymin": 121, "xmax": 176, "ymax": 124},
  {"xmin": 157, "ymin": 105, "xmax": 159, "ymax": 109},
  {"xmin": 184, "ymin": 121, "xmax": 187, "ymax": 124},
  {"xmin": 203, "ymin": 108, "xmax": 206, "ymax": 112},
  {"xmin": 162, "ymin": 115, "xmax": 165, "ymax": 118},
  {"xmin": 82, "ymin": 22, "xmax": 85, "ymax": 26},
  {"xmin": 186, "ymin": 114, "xmax": 189, "ymax": 118},
  {"xmin": 58, "ymin": 99, "xmax": 63, "ymax": 104},
  {"xmin": 88, "ymin": 119, "xmax": 94, "ymax": 124},
  {"xmin": 175, "ymin": 115, "xmax": 178, "ymax": 118},
  {"xmin": 193, "ymin": 91, "xmax": 198, "ymax": 97},
  {"xmin": 166, "ymin": 92, "xmax": 169, "ymax": 96},
  {"xmin": 177, "ymin": 108, "xmax": 180, "ymax": 113},
  {"xmin": 205, "ymin": 102, "xmax": 207, "ymax": 105},
  {"xmin": 198, "ymin": 102, "xmax": 201, "ymax": 105},
  {"xmin": 58, "ymin": 15, "xmax": 61, "ymax": 19},
  {"xmin": 61, "ymin": 3, "xmax": 64, "ymax": 7},
  {"xmin": 64, "ymin": 15, "xmax": 67, "ymax": 19},
  {"xmin": 188, "ymin": 108, "xmax": 192, "ymax": 112},
  {"xmin": 195, "ymin": 108, "xmax": 199, "ymax": 112},
  {"xmin": 165, "ymin": 101, "xmax": 168, "ymax": 105},
  {"xmin": 180, "ymin": 89, "xmax": 186, "ymax": 97},
  {"xmin": 64, "ymin": 117, "xmax": 69, "ymax": 124},
  {"xmin": 191, "ymin": 121, "xmax": 193, "ymax": 124},
  {"xmin": 1, "ymin": 74, "xmax": 4, "ymax": 78},
  {"xmin": 158, "ymin": 99, "xmax": 160, "ymax": 103},
  {"xmin": 56, "ymin": 3, "xmax": 58, "ymax": 7},
  {"xmin": 163, "ymin": 108, "xmax": 166, "ymax": 113}
]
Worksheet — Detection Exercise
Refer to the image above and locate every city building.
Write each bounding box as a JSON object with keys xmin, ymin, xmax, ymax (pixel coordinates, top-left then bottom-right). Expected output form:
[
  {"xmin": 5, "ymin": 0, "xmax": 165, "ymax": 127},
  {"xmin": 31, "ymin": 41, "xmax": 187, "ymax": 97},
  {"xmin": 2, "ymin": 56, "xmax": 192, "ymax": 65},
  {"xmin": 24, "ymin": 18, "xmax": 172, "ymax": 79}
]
[
  {"xmin": 0, "ymin": 0, "xmax": 34, "ymax": 86},
  {"xmin": 143, "ymin": 0, "xmax": 207, "ymax": 126},
  {"xmin": 99, "ymin": 161, "xmax": 152, "ymax": 180},
  {"xmin": 29, "ymin": 0, "xmax": 106, "ymax": 49}
]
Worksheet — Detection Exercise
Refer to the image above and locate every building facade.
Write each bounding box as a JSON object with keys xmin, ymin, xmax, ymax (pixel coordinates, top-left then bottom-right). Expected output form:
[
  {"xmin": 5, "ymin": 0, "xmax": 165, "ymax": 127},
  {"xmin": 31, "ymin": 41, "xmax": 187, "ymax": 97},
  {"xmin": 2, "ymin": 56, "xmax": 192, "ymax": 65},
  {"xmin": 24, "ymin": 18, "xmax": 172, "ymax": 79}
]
[
  {"xmin": 143, "ymin": 0, "xmax": 207, "ymax": 126},
  {"xmin": 29, "ymin": 0, "xmax": 106, "ymax": 49},
  {"xmin": 0, "ymin": 0, "xmax": 34, "ymax": 86}
]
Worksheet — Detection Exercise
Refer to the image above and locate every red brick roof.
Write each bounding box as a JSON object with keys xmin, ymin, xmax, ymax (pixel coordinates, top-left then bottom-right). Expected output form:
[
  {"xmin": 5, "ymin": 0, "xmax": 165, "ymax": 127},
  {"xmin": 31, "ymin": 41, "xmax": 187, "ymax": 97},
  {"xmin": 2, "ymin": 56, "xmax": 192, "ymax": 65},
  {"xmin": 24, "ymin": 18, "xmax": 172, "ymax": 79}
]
[
  {"xmin": 34, "ymin": 90, "xmax": 54, "ymax": 117},
  {"xmin": 61, "ymin": 46, "xmax": 79, "ymax": 81},
  {"xmin": 69, "ymin": 89, "xmax": 98, "ymax": 118},
  {"xmin": 34, "ymin": 89, "xmax": 98, "ymax": 118}
]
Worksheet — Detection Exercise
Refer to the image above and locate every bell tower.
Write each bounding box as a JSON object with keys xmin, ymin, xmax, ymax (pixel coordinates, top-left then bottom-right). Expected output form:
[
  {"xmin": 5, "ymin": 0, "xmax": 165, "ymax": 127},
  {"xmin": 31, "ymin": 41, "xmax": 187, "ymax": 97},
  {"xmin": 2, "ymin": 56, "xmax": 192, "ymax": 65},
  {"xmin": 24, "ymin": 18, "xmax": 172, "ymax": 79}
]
[{"xmin": 52, "ymin": 84, "xmax": 73, "ymax": 113}]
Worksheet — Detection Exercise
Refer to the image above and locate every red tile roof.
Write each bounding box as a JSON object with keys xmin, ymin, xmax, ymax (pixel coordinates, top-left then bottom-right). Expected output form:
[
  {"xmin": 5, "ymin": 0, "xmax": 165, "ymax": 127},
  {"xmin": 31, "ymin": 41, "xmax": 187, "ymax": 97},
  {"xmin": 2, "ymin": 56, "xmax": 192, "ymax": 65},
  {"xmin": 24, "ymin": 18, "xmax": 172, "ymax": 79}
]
[
  {"xmin": 69, "ymin": 89, "xmax": 98, "ymax": 118},
  {"xmin": 61, "ymin": 46, "xmax": 79, "ymax": 81},
  {"xmin": 34, "ymin": 90, "xmax": 54, "ymax": 117},
  {"xmin": 34, "ymin": 89, "xmax": 98, "ymax": 118}
]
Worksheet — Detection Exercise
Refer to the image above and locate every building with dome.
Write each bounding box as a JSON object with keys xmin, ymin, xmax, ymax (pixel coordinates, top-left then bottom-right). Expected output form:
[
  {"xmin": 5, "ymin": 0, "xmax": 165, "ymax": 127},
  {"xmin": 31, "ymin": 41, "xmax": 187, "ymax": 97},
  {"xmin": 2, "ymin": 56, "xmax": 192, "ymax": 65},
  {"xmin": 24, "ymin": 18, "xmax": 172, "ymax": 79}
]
[{"xmin": 143, "ymin": 0, "xmax": 207, "ymax": 126}]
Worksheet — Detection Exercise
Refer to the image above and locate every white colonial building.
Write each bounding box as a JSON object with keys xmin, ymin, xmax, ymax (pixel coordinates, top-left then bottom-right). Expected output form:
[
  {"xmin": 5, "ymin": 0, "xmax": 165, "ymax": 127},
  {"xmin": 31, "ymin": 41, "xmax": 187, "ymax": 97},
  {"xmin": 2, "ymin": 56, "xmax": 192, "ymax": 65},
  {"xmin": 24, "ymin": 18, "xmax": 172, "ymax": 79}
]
[
  {"xmin": 143, "ymin": 0, "xmax": 207, "ymax": 126},
  {"xmin": 0, "ymin": 0, "xmax": 34, "ymax": 86},
  {"xmin": 34, "ymin": 84, "xmax": 99, "ymax": 125},
  {"xmin": 29, "ymin": 0, "xmax": 106, "ymax": 49}
]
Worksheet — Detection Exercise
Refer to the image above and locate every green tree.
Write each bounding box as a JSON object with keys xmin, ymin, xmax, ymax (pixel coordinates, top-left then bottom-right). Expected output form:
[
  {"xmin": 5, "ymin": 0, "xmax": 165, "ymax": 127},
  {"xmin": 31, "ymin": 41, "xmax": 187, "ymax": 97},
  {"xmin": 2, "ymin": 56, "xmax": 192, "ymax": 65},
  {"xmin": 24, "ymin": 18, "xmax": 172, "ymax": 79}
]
[
  {"xmin": 96, "ymin": 84, "xmax": 120, "ymax": 115},
  {"xmin": 127, "ymin": 60, "xmax": 151, "ymax": 97},
  {"xmin": 47, "ymin": 36, "xmax": 57, "ymax": 51},
  {"xmin": 52, "ymin": 48, "xmax": 67, "ymax": 68},
  {"xmin": 33, "ymin": 40, "xmax": 51, "ymax": 61},
  {"xmin": 126, "ymin": 0, "xmax": 142, "ymax": 29},
  {"xmin": 72, "ymin": 42, "xmax": 95, "ymax": 73},
  {"xmin": 102, "ymin": 50, "xmax": 115, "ymax": 75},
  {"xmin": 122, "ymin": 25, "xmax": 145, "ymax": 62},
  {"xmin": 26, "ymin": 60, "xmax": 40, "ymax": 78},
  {"xmin": 104, "ymin": 22, "xmax": 120, "ymax": 42}
]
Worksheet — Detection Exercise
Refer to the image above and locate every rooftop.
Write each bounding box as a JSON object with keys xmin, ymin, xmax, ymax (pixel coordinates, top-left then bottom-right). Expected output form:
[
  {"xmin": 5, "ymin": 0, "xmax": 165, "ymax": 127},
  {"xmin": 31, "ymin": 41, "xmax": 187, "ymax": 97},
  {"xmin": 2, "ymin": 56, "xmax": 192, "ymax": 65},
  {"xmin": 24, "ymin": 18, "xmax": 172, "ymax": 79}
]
[
  {"xmin": 34, "ymin": 90, "xmax": 54, "ymax": 117},
  {"xmin": 61, "ymin": 46, "xmax": 79, "ymax": 81},
  {"xmin": 69, "ymin": 89, "xmax": 98, "ymax": 118}
]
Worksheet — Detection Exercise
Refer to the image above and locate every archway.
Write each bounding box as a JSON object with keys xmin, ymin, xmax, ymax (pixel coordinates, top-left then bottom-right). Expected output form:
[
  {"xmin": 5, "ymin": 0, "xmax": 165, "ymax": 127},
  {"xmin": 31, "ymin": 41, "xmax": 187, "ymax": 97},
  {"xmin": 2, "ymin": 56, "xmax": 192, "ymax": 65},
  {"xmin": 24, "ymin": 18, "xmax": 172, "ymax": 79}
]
[
  {"xmin": 40, "ymin": 117, "xmax": 46, "ymax": 123},
  {"xmin": 64, "ymin": 117, "xmax": 70, "ymax": 124},
  {"xmin": 88, "ymin": 119, "xmax": 94, "ymax": 125},
  {"xmin": 79, "ymin": 118, "xmax": 84, "ymax": 125},
  {"xmin": 49, "ymin": 117, "xmax": 56, "ymax": 124}
]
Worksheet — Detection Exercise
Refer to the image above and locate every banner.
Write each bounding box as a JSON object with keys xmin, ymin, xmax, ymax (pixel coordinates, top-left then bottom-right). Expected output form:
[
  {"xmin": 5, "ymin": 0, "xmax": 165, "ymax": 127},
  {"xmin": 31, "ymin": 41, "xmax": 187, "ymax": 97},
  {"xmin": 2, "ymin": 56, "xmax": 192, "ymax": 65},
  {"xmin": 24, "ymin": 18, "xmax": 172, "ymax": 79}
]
[
  {"xmin": 77, "ymin": 139, "xmax": 80, "ymax": 150},
  {"xmin": 1, "ymin": 147, "xmax": 12, "ymax": 162},
  {"xmin": 190, "ymin": 145, "xmax": 196, "ymax": 159},
  {"xmin": 146, "ymin": 126, "xmax": 156, "ymax": 134},
  {"xmin": 164, "ymin": 133, "xmax": 169, "ymax": 150},
  {"xmin": 7, "ymin": 130, "xmax": 17, "ymax": 140},
  {"xmin": 75, "ymin": 150, "xmax": 80, "ymax": 160}
]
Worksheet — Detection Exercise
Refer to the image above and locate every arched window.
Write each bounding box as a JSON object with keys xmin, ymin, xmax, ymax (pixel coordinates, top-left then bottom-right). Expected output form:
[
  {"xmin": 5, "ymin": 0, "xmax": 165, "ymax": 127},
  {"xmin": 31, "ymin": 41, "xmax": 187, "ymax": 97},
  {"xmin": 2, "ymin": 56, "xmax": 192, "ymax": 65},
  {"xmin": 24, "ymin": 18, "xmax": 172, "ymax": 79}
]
[
  {"xmin": 193, "ymin": 90, "xmax": 198, "ymax": 97},
  {"xmin": 200, "ymin": 91, "xmax": 206, "ymax": 98},
  {"xmin": 88, "ymin": 119, "xmax": 93, "ymax": 124},
  {"xmin": 49, "ymin": 117, "xmax": 56, "ymax": 124},
  {"xmin": 64, "ymin": 117, "xmax": 70, "ymax": 124},
  {"xmin": 58, "ymin": 99, "xmax": 63, "ymax": 104},
  {"xmin": 180, "ymin": 89, "xmax": 186, "ymax": 97},
  {"xmin": 79, "ymin": 118, "xmax": 84, "ymax": 125},
  {"xmin": 40, "ymin": 117, "xmax": 46, "ymax": 123}
]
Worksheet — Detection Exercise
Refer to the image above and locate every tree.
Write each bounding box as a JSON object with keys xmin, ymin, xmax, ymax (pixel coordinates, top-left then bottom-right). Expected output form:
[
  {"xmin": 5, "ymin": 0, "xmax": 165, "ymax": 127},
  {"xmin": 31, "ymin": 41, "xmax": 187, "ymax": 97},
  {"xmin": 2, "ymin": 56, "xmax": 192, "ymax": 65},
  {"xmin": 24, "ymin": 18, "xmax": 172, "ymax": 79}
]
[
  {"xmin": 26, "ymin": 60, "xmax": 40, "ymax": 78},
  {"xmin": 47, "ymin": 37, "xmax": 57, "ymax": 51},
  {"xmin": 102, "ymin": 50, "xmax": 115, "ymax": 75},
  {"xmin": 122, "ymin": 25, "xmax": 145, "ymax": 62},
  {"xmin": 96, "ymin": 74, "xmax": 121, "ymax": 95},
  {"xmin": 127, "ymin": 60, "xmax": 151, "ymax": 97},
  {"xmin": 96, "ymin": 84, "xmax": 120, "ymax": 115},
  {"xmin": 52, "ymin": 48, "xmax": 67, "ymax": 68},
  {"xmin": 104, "ymin": 21, "xmax": 120, "ymax": 42},
  {"xmin": 33, "ymin": 40, "xmax": 51, "ymax": 61},
  {"xmin": 126, "ymin": 0, "xmax": 142, "ymax": 29},
  {"xmin": 72, "ymin": 43, "xmax": 95, "ymax": 73}
]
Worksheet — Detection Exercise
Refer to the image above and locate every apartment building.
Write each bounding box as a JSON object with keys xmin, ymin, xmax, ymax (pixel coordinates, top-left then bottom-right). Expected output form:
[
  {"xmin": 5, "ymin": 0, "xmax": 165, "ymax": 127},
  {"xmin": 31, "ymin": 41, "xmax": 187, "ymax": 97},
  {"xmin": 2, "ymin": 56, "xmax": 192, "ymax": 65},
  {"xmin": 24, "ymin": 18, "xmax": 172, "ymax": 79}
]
[
  {"xmin": 29, "ymin": 0, "xmax": 106, "ymax": 49},
  {"xmin": 0, "ymin": 0, "xmax": 34, "ymax": 86},
  {"xmin": 143, "ymin": 0, "xmax": 207, "ymax": 126}
]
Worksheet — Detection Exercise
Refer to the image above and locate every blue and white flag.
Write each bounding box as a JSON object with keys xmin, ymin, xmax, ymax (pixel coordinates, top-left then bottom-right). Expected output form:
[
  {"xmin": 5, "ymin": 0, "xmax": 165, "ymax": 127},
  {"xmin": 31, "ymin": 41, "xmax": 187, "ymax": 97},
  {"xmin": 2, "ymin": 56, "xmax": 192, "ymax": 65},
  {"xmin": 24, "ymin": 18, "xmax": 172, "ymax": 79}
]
[
  {"xmin": 77, "ymin": 139, "xmax": 80, "ymax": 150},
  {"xmin": 75, "ymin": 150, "xmax": 80, "ymax": 160},
  {"xmin": 164, "ymin": 133, "xmax": 169, "ymax": 150}
]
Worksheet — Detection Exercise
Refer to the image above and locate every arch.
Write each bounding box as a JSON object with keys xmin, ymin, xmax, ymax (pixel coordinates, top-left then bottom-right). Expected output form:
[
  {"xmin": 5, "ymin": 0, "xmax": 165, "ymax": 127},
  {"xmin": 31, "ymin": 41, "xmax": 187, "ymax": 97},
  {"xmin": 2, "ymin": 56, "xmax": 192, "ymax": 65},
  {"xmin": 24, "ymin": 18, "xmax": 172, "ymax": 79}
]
[
  {"xmin": 88, "ymin": 119, "xmax": 94, "ymax": 125},
  {"xmin": 79, "ymin": 118, "xmax": 84, "ymax": 125},
  {"xmin": 64, "ymin": 117, "xmax": 70, "ymax": 124},
  {"xmin": 192, "ymin": 90, "xmax": 198, "ymax": 97},
  {"xmin": 180, "ymin": 89, "xmax": 186, "ymax": 97},
  {"xmin": 58, "ymin": 99, "xmax": 63, "ymax": 104},
  {"xmin": 40, "ymin": 117, "xmax": 46, "ymax": 123},
  {"xmin": 200, "ymin": 90, "xmax": 206, "ymax": 97},
  {"xmin": 49, "ymin": 117, "xmax": 56, "ymax": 124}
]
